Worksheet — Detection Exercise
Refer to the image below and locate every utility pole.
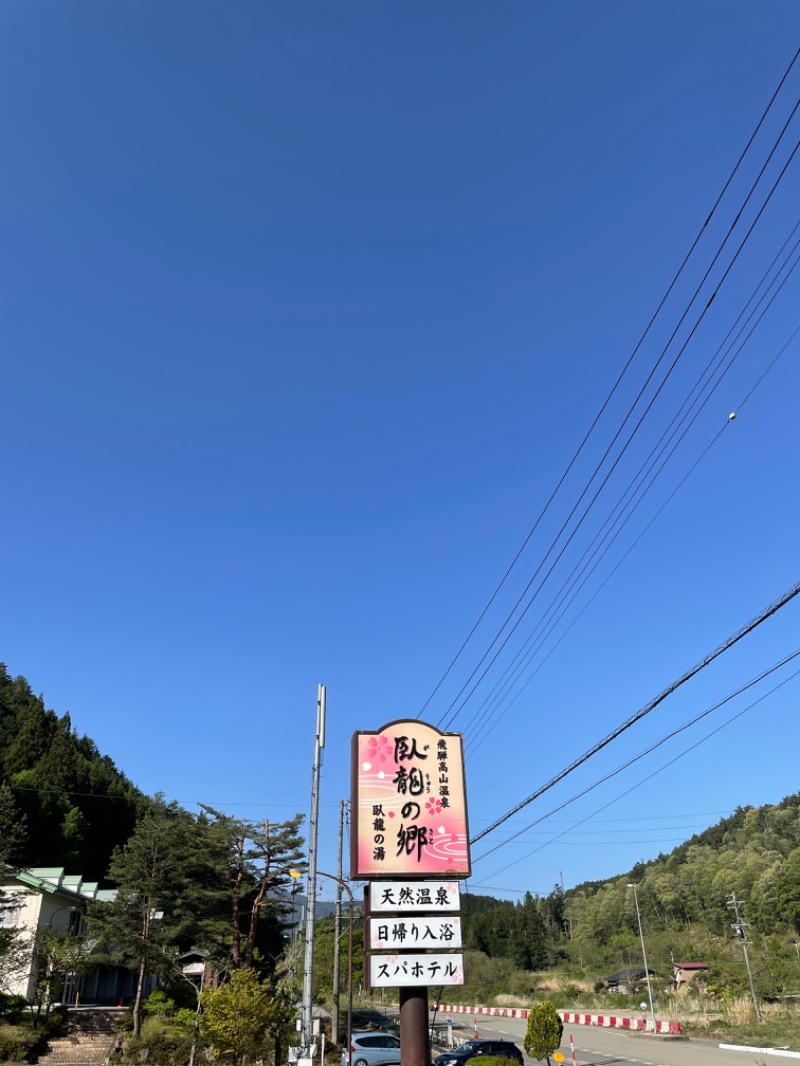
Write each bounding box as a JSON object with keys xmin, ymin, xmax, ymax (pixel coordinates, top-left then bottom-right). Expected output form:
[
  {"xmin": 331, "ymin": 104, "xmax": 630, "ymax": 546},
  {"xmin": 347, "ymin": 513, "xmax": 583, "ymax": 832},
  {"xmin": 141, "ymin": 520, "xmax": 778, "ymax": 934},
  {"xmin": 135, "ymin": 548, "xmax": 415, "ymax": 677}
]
[
  {"xmin": 727, "ymin": 893, "xmax": 761, "ymax": 1021},
  {"xmin": 627, "ymin": 884, "xmax": 657, "ymax": 1033},
  {"xmin": 332, "ymin": 799, "xmax": 345, "ymax": 1045},
  {"xmin": 301, "ymin": 685, "xmax": 326, "ymax": 1056}
]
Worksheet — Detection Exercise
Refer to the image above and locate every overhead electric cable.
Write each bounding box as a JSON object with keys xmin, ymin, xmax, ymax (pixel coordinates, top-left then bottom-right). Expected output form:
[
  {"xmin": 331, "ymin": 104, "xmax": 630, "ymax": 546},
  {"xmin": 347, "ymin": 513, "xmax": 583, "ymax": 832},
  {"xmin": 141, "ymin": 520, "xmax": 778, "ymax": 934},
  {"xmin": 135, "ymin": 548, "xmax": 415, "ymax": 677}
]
[
  {"xmin": 463, "ymin": 236, "xmax": 800, "ymax": 749},
  {"xmin": 416, "ymin": 46, "xmax": 800, "ymax": 722},
  {"xmin": 469, "ymin": 576, "xmax": 800, "ymax": 846},
  {"xmin": 471, "ymin": 661, "xmax": 800, "ymax": 884},
  {"xmin": 466, "ymin": 312, "xmax": 800, "ymax": 754},
  {"xmin": 473, "ymin": 645, "xmax": 800, "ymax": 862},
  {"xmin": 443, "ymin": 131, "xmax": 800, "ymax": 733}
]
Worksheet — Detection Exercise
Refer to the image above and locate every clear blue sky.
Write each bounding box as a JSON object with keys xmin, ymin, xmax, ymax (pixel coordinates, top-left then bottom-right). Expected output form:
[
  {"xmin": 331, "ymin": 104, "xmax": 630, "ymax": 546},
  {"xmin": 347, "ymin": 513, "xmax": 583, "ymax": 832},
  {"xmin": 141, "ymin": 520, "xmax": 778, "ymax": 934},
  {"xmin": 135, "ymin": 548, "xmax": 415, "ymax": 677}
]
[{"xmin": 2, "ymin": 1, "xmax": 800, "ymax": 901}]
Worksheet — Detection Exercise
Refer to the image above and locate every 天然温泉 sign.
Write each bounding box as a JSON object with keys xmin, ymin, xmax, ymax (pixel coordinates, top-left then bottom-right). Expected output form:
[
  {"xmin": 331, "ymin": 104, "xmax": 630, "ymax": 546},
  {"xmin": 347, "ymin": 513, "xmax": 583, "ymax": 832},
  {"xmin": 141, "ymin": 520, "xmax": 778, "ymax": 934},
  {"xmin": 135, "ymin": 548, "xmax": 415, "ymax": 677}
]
[{"xmin": 351, "ymin": 720, "xmax": 470, "ymax": 879}]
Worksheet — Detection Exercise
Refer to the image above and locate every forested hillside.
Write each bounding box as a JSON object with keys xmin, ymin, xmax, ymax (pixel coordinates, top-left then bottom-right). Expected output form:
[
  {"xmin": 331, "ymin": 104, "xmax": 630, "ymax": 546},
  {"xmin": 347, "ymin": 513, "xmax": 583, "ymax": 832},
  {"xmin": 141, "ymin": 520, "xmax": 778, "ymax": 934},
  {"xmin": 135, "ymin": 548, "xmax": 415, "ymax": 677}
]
[
  {"xmin": 564, "ymin": 793, "xmax": 800, "ymax": 944},
  {"xmin": 4, "ymin": 658, "xmax": 800, "ymax": 1002},
  {"xmin": 0, "ymin": 664, "xmax": 147, "ymax": 878},
  {"xmin": 454, "ymin": 795, "xmax": 800, "ymax": 1001}
]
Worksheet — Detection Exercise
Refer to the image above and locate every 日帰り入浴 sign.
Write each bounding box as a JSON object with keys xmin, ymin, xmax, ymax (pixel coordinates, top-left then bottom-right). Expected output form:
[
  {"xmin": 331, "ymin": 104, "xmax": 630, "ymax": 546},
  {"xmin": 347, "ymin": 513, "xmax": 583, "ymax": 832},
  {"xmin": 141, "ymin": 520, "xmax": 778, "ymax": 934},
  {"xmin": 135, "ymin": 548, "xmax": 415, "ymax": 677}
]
[{"xmin": 367, "ymin": 915, "xmax": 462, "ymax": 950}]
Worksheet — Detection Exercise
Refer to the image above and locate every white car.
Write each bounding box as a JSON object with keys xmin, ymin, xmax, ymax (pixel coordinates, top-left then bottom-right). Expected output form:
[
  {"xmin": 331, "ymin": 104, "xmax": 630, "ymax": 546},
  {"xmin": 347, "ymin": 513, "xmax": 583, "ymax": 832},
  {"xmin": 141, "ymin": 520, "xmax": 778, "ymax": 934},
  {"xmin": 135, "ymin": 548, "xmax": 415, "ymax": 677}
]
[{"xmin": 342, "ymin": 1032, "xmax": 402, "ymax": 1066}]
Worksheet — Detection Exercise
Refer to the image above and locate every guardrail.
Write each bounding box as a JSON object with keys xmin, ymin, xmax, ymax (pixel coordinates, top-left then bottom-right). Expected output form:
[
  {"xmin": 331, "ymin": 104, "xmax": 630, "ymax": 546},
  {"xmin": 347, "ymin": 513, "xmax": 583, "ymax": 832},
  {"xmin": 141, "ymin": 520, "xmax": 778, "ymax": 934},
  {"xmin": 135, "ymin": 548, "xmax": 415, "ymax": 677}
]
[{"xmin": 436, "ymin": 1003, "xmax": 681, "ymax": 1034}]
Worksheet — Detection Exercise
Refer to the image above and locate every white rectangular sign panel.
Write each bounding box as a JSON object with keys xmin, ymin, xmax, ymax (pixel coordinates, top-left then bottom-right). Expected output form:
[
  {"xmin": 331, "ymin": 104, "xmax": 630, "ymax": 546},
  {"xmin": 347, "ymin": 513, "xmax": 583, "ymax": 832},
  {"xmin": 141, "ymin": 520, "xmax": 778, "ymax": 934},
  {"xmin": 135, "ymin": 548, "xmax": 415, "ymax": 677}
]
[
  {"xmin": 369, "ymin": 881, "xmax": 460, "ymax": 913},
  {"xmin": 369, "ymin": 952, "xmax": 464, "ymax": 987},
  {"xmin": 368, "ymin": 916, "xmax": 462, "ymax": 950}
]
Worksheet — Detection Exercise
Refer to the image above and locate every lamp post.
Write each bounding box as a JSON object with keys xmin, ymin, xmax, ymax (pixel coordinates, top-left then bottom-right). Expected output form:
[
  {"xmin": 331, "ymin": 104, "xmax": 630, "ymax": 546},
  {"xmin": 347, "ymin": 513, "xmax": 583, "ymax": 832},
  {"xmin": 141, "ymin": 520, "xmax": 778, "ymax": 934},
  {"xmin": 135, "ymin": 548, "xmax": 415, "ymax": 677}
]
[
  {"xmin": 627, "ymin": 884, "xmax": 657, "ymax": 1033},
  {"xmin": 293, "ymin": 869, "xmax": 353, "ymax": 1061},
  {"xmin": 290, "ymin": 870, "xmax": 302, "ymax": 948},
  {"xmin": 41, "ymin": 905, "xmax": 82, "ymax": 1010},
  {"xmin": 47, "ymin": 905, "xmax": 80, "ymax": 932}
]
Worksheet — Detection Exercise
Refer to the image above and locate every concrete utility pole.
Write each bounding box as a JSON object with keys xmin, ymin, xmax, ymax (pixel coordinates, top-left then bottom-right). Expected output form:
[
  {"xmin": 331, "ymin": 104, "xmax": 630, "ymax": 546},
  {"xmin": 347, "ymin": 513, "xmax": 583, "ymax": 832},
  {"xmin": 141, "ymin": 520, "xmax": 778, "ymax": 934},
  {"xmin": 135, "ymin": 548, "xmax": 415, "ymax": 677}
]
[
  {"xmin": 301, "ymin": 685, "xmax": 326, "ymax": 1054},
  {"xmin": 332, "ymin": 799, "xmax": 345, "ymax": 1044},
  {"xmin": 727, "ymin": 892, "xmax": 761, "ymax": 1021},
  {"xmin": 627, "ymin": 884, "xmax": 657, "ymax": 1034}
]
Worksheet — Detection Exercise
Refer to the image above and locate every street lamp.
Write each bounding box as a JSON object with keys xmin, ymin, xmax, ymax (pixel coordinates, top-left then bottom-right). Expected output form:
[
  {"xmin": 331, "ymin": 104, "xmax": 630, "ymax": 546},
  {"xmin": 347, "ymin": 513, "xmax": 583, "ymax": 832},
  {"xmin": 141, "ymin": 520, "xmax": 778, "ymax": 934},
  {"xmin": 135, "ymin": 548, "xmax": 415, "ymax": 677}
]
[
  {"xmin": 40, "ymin": 905, "xmax": 83, "ymax": 1009},
  {"xmin": 289, "ymin": 870, "xmax": 302, "ymax": 948},
  {"xmin": 47, "ymin": 905, "xmax": 80, "ymax": 932},
  {"xmin": 627, "ymin": 885, "xmax": 657, "ymax": 1034},
  {"xmin": 292, "ymin": 869, "xmax": 353, "ymax": 1062}
]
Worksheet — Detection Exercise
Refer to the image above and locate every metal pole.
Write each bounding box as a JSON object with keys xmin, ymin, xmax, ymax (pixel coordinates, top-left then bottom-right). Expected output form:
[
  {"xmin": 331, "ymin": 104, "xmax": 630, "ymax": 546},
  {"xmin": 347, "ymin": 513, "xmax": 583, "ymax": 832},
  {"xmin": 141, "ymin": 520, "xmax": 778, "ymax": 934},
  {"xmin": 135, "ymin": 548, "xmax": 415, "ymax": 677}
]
[
  {"xmin": 332, "ymin": 800, "xmax": 344, "ymax": 1044},
  {"xmin": 628, "ymin": 884, "xmax": 657, "ymax": 1033},
  {"xmin": 346, "ymin": 892, "xmax": 353, "ymax": 1065},
  {"xmin": 301, "ymin": 685, "xmax": 326, "ymax": 1053},
  {"xmin": 400, "ymin": 987, "xmax": 429, "ymax": 1066},
  {"xmin": 313, "ymin": 870, "xmax": 354, "ymax": 1065}
]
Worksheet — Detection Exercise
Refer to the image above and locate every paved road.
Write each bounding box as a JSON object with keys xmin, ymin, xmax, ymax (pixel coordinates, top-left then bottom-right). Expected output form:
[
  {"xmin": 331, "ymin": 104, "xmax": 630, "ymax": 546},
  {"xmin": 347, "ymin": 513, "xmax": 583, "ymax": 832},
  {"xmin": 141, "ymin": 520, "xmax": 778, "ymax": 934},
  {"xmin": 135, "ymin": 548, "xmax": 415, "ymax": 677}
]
[{"xmin": 439, "ymin": 1012, "xmax": 772, "ymax": 1066}]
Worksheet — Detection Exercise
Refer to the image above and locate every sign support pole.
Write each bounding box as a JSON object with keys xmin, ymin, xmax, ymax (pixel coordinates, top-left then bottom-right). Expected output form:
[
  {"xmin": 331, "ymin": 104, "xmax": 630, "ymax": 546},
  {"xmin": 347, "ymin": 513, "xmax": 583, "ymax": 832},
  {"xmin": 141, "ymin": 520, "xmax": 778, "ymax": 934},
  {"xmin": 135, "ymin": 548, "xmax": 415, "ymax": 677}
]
[{"xmin": 399, "ymin": 986, "xmax": 429, "ymax": 1066}]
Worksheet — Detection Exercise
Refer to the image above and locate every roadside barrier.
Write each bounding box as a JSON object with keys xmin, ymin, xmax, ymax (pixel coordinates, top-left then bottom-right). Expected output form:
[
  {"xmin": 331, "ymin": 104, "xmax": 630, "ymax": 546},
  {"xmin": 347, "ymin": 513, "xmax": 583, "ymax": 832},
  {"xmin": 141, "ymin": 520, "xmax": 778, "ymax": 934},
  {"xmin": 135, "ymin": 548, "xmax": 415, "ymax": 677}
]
[{"xmin": 437, "ymin": 1003, "xmax": 681, "ymax": 1034}]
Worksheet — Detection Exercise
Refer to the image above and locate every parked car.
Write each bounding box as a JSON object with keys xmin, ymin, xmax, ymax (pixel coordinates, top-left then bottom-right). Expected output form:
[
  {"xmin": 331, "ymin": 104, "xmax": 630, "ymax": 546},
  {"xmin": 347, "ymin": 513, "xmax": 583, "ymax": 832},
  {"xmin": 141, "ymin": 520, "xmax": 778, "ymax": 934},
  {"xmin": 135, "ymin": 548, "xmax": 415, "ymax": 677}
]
[
  {"xmin": 434, "ymin": 1040, "xmax": 524, "ymax": 1066},
  {"xmin": 342, "ymin": 1032, "xmax": 402, "ymax": 1066}
]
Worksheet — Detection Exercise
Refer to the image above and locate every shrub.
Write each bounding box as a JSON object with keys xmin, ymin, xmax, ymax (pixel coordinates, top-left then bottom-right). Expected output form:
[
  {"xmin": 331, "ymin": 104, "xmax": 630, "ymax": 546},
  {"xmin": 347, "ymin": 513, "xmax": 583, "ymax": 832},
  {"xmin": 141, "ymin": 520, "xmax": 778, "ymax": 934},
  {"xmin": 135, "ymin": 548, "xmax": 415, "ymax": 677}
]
[
  {"xmin": 524, "ymin": 1001, "xmax": 564, "ymax": 1065},
  {"xmin": 0, "ymin": 1021, "xmax": 46, "ymax": 1063},
  {"xmin": 120, "ymin": 1017, "xmax": 195, "ymax": 1065}
]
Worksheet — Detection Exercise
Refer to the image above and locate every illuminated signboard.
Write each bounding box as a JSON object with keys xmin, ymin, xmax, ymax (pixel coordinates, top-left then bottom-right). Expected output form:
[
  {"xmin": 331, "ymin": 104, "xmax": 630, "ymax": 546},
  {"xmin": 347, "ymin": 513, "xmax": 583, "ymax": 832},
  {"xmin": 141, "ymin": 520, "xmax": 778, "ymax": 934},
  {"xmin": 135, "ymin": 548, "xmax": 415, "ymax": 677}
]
[{"xmin": 351, "ymin": 720, "xmax": 470, "ymax": 880}]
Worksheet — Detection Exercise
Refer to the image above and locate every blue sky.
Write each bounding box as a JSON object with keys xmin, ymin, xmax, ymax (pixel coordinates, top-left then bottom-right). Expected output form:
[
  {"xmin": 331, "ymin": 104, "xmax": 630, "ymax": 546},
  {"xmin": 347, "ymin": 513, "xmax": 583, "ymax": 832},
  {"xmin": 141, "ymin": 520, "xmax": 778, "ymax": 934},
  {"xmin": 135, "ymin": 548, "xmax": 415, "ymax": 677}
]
[{"xmin": 2, "ymin": 1, "xmax": 800, "ymax": 901}]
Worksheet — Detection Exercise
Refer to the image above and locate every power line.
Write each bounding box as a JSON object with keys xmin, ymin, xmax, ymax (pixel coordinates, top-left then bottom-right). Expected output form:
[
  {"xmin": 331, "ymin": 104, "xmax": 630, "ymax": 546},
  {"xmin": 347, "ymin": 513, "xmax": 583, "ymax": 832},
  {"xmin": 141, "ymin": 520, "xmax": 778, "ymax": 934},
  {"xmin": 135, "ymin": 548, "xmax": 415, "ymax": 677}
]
[
  {"xmin": 463, "ymin": 234, "xmax": 800, "ymax": 751},
  {"xmin": 465, "ymin": 314, "xmax": 800, "ymax": 755},
  {"xmin": 470, "ymin": 657, "xmax": 800, "ymax": 886},
  {"xmin": 473, "ymin": 645, "xmax": 800, "ymax": 862},
  {"xmin": 2, "ymin": 783, "xmax": 332, "ymax": 810},
  {"xmin": 469, "ymin": 577, "xmax": 800, "ymax": 846},
  {"xmin": 441, "ymin": 128, "xmax": 797, "ymax": 737},
  {"xmin": 417, "ymin": 46, "xmax": 800, "ymax": 724}
]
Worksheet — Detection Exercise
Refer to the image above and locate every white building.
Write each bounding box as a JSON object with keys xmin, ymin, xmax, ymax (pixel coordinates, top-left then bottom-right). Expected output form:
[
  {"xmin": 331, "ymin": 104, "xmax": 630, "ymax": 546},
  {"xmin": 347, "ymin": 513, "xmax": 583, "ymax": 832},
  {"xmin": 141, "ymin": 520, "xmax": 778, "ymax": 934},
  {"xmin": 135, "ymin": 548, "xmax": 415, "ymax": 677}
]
[{"xmin": 0, "ymin": 866, "xmax": 150, "ymax": 1005}]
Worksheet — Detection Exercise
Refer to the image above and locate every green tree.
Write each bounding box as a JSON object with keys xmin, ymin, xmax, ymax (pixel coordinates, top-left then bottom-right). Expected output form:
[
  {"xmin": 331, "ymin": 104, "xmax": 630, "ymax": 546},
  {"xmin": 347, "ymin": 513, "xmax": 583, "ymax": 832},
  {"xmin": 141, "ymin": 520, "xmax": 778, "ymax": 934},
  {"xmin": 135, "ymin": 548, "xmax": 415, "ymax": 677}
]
[
  {"xmin": 512, "ymin": 893, "xmax": 548, "ymax": 971},
  {"xmin": 198, "ymin": 807, "xmax": 305, "ymax": 971},
  {"xmin": 30, "ymin": 929, "xmax": 90, "ymax": 1026},
  {"xmin": 0, "ymin": 783, "xmax": 30, "ymax": 996},
  {"xmin": 524, "ymin": 1001, "xmax": 563, "ymax": 1065},
  {"xmin": 776, "ymin": 847, "xmax": 800, "ymax": 933},
  {"xmin": 88, "ymin": 799, "xmax": 203, "ymax": 1037},
  {"xmin": 200, "ymin": 968, "xmax": 273, "ymax": 1065}
]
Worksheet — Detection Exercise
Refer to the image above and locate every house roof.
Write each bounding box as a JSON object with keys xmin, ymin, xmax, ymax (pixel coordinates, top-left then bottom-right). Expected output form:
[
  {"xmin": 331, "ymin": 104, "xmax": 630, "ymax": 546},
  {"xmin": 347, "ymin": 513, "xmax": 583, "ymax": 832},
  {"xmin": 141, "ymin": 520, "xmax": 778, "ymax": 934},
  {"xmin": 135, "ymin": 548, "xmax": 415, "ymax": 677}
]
[
  {"xmin": 605, "ymin": 967, "xmax": 656, "ymax": 982},
  {"xmin": 673, "ymin": 962, "xmax": 708, "ymax": 970},
  {"xmin": 4, "ymin": 867, "xmax": 116, "ymax": 903}
]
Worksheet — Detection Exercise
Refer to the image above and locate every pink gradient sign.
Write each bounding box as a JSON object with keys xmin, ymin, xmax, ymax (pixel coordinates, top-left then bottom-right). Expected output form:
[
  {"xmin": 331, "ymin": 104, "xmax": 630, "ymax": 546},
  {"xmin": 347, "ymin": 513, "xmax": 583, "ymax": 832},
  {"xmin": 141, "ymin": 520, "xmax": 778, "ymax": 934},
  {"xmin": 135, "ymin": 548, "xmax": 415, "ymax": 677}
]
[{"xmin": 350, "ymin": 720, "xmax": 471, "ymax": 879}]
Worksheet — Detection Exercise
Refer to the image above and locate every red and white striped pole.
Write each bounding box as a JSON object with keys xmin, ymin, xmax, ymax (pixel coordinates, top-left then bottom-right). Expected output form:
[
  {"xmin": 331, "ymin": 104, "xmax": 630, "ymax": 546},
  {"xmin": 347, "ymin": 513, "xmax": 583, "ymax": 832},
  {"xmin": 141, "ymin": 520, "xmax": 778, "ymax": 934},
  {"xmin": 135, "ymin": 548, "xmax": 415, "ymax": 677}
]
[{"xmin": 570, "ymin": 1034, "xmax": 575, "ymax": 1064}]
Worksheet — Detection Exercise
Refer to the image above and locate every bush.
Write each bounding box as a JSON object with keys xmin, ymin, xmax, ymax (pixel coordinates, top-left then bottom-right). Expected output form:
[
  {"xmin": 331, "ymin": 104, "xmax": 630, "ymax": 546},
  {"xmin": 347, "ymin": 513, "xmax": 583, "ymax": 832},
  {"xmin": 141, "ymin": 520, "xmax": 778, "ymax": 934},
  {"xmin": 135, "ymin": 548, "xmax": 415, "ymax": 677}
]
[
  {"xmin": 120, "ymin": 1016, "xmax": 195, "ymax": 1065},
  {"xmin": 0, "ymin": 1020, "xmax": 52, "ymax": 1063},
  {"xmin": 142, "ymin": 989, "xmax": 178, "ymax": 1017},
  {"xmin": 0, "ymin": 995, "xmax": 28, "ymax": 1024},
  {"xmin": 524, "ymin": 1001, "xmax": 564, "ymax": 1065}
]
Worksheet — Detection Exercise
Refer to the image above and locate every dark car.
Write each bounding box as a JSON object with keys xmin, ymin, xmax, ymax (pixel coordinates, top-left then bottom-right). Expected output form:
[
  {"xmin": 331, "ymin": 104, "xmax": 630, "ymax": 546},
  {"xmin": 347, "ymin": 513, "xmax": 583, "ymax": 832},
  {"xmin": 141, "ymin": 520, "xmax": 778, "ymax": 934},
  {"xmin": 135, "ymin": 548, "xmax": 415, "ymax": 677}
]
[{"xmin": 434, "ymin": 1040, "xmax": 524, "ymax": 1066}]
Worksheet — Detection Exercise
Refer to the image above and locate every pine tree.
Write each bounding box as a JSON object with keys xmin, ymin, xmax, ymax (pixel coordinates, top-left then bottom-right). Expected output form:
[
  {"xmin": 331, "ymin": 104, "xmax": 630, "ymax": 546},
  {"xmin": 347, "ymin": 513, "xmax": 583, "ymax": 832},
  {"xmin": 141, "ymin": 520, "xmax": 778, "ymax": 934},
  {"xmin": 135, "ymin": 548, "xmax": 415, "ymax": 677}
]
[
  {"xmin": 198, "ymin": 807, "xmax": 304, "ymax": 970},
  {"xmin": 87, "ymin": 799, "xmax": 202, "ymax": 1036}
]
